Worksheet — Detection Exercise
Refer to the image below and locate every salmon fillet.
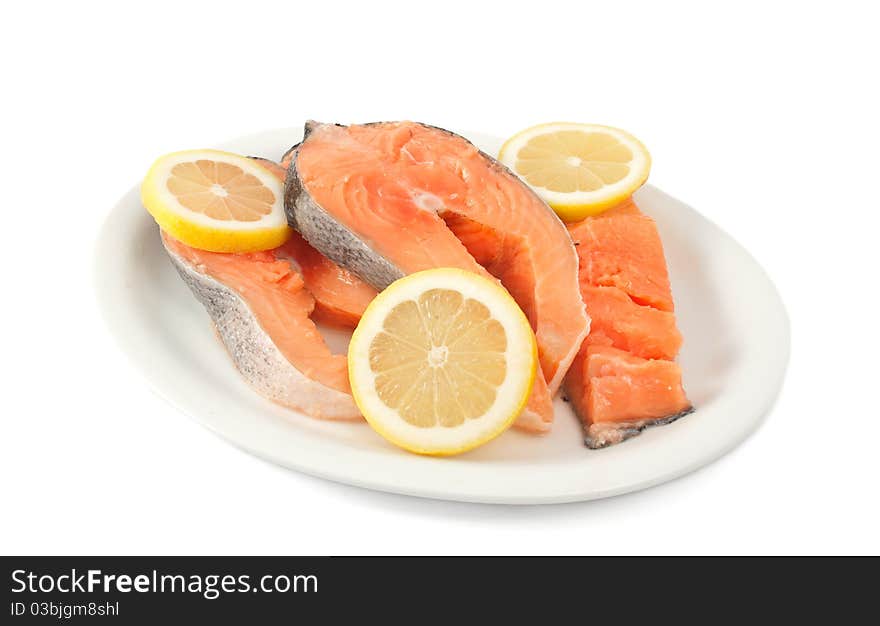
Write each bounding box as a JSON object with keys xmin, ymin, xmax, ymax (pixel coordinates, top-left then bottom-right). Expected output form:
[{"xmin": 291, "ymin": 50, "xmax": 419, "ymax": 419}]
[
  {"xmin": 286, "ymin": 121, "xmax": 590, "ymax": 431},
  {"xmin": 565, "ymin": 199, "xmax": 692, "ymax": 447}
]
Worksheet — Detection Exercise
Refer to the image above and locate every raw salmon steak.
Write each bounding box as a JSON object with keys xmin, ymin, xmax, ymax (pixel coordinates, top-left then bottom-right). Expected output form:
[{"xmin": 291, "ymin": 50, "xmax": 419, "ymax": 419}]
[
  {"xmin": 565, "ymin": 199, "xmax": 692, "ymax": 448},
  {"xmin": 285, "ymin": 121, "xmax": 590, "ymax": 432},
  {"xmin": 162, "ymin": 232, "xmax": 363, "ymax": 420}
]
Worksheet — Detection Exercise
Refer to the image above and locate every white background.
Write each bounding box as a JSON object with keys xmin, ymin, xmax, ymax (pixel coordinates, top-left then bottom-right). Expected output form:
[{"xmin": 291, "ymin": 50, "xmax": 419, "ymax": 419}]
[{"xmin": 2, "ymin": 1, "xmax": 878, "ymax": 555}]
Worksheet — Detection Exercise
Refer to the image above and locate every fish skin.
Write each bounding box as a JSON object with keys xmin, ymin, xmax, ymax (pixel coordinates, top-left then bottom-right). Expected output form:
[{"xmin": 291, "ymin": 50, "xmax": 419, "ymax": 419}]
[
  {"xmin": 163, "ymin": 238, "xmax": 361, "ymax": 420},
  {"xmin": 285, "ymin": 150, "xmax": 405, "ymax": 290},
  {"xmin": 279, "ymin": 144, "xmax": 299, "ymax": 171},
  {"xmin": 584, "ymin": 407, "xmax": 695, "ymax": 449}
]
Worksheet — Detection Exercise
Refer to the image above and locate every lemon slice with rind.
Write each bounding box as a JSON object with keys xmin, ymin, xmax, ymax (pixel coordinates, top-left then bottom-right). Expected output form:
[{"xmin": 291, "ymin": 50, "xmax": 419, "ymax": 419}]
[
  {"xmin": 349, "ymin": 268, "xmax": 537, "ymax": 456},
  {"xmin": 499, "ymin": 123, "xmax": 651, "ymax": 221},
  {"xmin": 141, "ymin": 149, "xmax": 290, "ymax": 252}
]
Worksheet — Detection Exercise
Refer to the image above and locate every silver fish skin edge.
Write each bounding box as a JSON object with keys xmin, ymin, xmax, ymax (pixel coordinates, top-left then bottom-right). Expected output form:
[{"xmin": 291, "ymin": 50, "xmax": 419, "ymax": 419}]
[
  {"xmin": 284, "ymin": 132, "xmax": 404, "ymax": 290},
  {"xmin": 583, "ymin": 406, "xmax": 695, "ymax": 449}
]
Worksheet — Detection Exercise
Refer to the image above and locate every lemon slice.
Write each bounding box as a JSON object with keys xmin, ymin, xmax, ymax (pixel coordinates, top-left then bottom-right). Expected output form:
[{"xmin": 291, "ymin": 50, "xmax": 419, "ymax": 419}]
[
  {"xmin": 141, "ymin": 149, "xmax": 291, "ymax": 252},
  {"xmin": 499, "ymin": 123, "xmax": 651, "ymax": 221},
  {"xmin": 349, "ymin": 269, "xmax": 537, "ymax": 456}
]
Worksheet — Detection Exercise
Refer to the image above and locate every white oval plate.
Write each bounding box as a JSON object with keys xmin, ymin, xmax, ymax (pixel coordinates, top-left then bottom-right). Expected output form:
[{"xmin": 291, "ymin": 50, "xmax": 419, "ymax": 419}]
[{"xmin": 95, "ymin": 127, "xmax": 789, "ymax": 504}]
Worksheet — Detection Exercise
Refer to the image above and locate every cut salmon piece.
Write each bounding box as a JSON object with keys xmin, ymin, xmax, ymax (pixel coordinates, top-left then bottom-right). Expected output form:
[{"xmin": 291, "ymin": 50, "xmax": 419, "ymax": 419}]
[
  {"xmin": 162, "ymin": 232, "xmax": 361, "ymax": 420},
  {"xmin": 511, "ymin": 369, "xmax": 554, "ymax": 433},
  {"xmin": 276, "ymin": 232, "xmax": 378, "ymax": 329},
  {"xmin": 286, "ymin": 121, "xmax": 590, "ymax": 431},
  {"xmin": 569, "ymin": 201, "xmax": 676, "ymax": 312},
  {"xmin": 566, "ymin": 345, "xmax": 691, "ymax": 448},
  {"xmin": 584, "ymin": 346, "xmax": 689, "ymax": 421},
  {"xmin": 580, "ymin": 285, "xmax": 682, "ymax": 360},
  {"xmin": 565, "ymin": 198, "xmax": 691, "ymax": 447}
]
